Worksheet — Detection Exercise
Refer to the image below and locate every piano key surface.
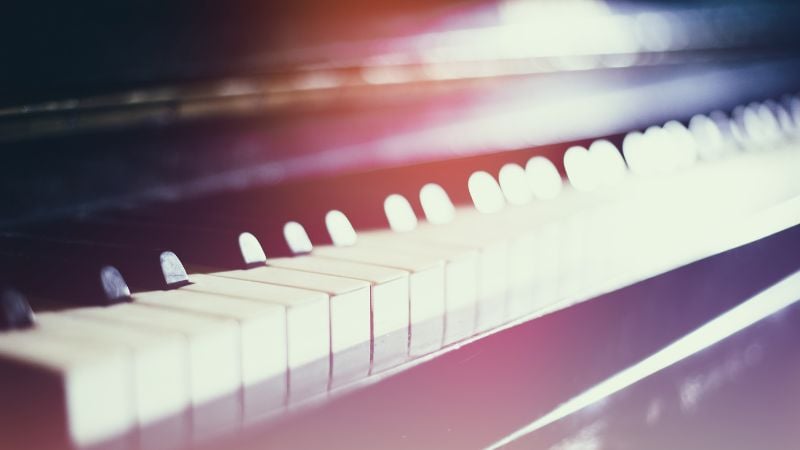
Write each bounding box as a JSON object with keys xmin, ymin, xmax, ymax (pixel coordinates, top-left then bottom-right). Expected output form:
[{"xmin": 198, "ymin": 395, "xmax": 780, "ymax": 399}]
[
  {"xmin": 200, "ymin": 266, "xmax": 370, "ymax": 389},
  {"xmin": 216, "ymin": 222, "xmax": 800, "ymax": 450},
  {"xmin": 0, "ymin": 331, "xmax": 136, "ymax": 449},
  {"xmin": 34, "ymin": 313, "xmax": 190, "ymax": 427},
  {"xmin": 266, "ymin": 256, "xmax": 410, "ymax": 372},
  {"xmin": 69, "ymin": 303, "xmax": 243, "ymax": 441},
  {"xmin": 182, "ymin": 272, "xmax": 329, "ymax": 401},
  {"xmin": 350, "ymin": 233, "xmax": 481, "ymax": 343},
  {"xmin": 132, "ymin": 289, "xmax": 287, "ymax": 417},
  {"xmin": 310, "ymin": 245, "xmax": 447, "ymax": 355}
]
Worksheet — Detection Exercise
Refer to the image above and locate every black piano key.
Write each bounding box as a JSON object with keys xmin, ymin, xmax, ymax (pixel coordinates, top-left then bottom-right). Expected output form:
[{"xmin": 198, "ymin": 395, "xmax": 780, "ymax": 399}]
[
  {"xmin": 0, "ymin": 233, "xmax": 185, "ymax": 304},
  {"xmin": 19, "ymin": 216, "xmax": 262, "ymax": 269},
  {"xmin": 0, "ymin": 252, "xmax": 131, "ymax": 307},
  {"xmin": 98, "ymin": 206, "xmax": 300, "ymax": 258},
  {"xmin": 92, "ymin": 143, "xmax": 571, "ymax": 258},
  {"xmin": 0, "ymin": 288, "xmax": 35, "ymax": 330}
]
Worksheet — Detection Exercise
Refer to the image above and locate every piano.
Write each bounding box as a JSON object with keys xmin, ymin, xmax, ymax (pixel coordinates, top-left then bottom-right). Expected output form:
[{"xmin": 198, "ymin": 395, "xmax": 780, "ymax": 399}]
[{"xmin": 1, "ymin": 0, "xmax": 800, "ymax": 448}]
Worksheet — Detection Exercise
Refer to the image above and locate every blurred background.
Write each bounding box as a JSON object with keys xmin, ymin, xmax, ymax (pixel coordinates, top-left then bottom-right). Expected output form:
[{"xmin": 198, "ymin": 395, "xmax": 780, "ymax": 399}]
[{"xmin": 2, "ymin": 0, "xmax": 799, "ymax": 226}]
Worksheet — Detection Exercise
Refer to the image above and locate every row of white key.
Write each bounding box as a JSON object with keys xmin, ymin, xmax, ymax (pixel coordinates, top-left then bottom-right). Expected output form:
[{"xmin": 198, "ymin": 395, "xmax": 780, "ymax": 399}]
[{"xmin": 1, "ymin": 94, "xmax": 799, "ymax": 449}]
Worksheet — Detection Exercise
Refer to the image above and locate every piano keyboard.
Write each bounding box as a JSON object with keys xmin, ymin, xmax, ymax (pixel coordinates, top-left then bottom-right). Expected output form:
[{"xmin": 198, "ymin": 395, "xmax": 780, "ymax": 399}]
[{"xmin": 1, "ymin": 95, "xmax": 800, "ymax": 450}]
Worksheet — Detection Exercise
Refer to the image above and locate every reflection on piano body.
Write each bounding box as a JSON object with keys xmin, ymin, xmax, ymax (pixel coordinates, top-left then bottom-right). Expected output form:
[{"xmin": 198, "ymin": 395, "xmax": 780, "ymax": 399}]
[{"xmin": 1, "ymin": 1, "xmax": 800, "ymax": 449}]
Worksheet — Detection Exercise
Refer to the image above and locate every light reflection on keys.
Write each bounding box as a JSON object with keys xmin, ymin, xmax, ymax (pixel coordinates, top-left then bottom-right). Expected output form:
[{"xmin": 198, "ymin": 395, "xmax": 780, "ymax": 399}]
[
  {"xmin": 498, "ymin": 163, "xmax": 554, "ymax": 318},
  {"xmin": 0, "ymin": 332, "xmax": 135, "ymax": 449},
  {"xmin": 33, "ymin": 313, "xmax": 190, "ymax": 450},
  {"xmin": 421, "ymin": 184, "xmax": 511, "ymax": 330},
  {"xmin": 70, "ymin": 303, "xmax": 242, "ymax": 442},
  {"xmin": 311, "ymin": 243, "xmax": 446, "ymax": 356},
  {"xmin": 359, "ymin": 195, "xmax": 480, "ymax": 344},
  {"xmin": 273, "ymin": 257, "xmax": 410, "ymax": 373},
  {"xmin": 131, "ymin": 289, "xmax": 287, "ymax": 421},
  {"xmin": 357, "ymin": 193, "xmax": 506, "ymax": 335},
  {"xmin": 317, "ymin": 210, "xmax": 447, "ymax": 355},
  {"xmin": 402, "ymin": 173, "xmax": 510, "ymax": 331},
  {"xmin": 182, "ymin": 272, "xmax": 329, "ymax": 405},
  {"xmin": 207, "ymin": 265, "xmax": 371, "ymax": 389},
  {"xmin": 271, "ymin": 224, "xmax": 411, "ymax": 373}
]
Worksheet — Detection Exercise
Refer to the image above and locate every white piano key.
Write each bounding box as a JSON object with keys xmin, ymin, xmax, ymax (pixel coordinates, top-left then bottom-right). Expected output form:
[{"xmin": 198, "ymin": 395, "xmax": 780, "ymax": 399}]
[
  {"xmin": 280, "ymin": 219, "xmax": 411, "ymax": 370},
  {"xmin": 266, "ymin": 256, "xmax": 409, "ymax": 372},
  {"xmin": 0, "ymin": 332, "xmax": 135, "ymax": 449},
  {"xmin": 509, "ymin": 166, "xmax": 642, "ymax": 301},
  {"xmin": 443, "ymin": 215, "xmax": 540, "ymax": 323},
  {"xmin": 452, "ymin": 185, "xmax": 593, "ymax": 309},
  {"xmin": 378, "ymin": 192, "xmax": 477, "ymax": 342},
  {"xmin": 433, "ymin": 173, "xmax": 515, "ymax": 330},
  {"xmin": 33, "ymin": 313, "xmax": 190, "ymax": 440},
  {"xmin": 311, "ymin": 245, "xmax": 445, "ymax": 356},
  {"xmin": 371, "ymin": 194, "xmax": 476, "ymax": 341},
  {"xmin": 359, "ymin": 220, "xmax": 500, "ymax": 332},
  {"xmin": 132, "ymin": 289, "xmax": 287, "ymax": 418},
  {"xmin": 504, "ymin": 230, "xmax": 538, "ymax": 320},
  {"xmin": 69, "ymin": 303, "xmax": 241, "ymax": 439},
  {"xmin": 454, "ymin": 173, "xmax": 603, "ymax": 316},
  {"xmin": 531, "ymin": 222, "xmax": 561, "ymax": 311},
  {"xmin": 373, "ymin": 218, "xmax": 508, "ymax": 333},
  {"xmin": 209, "ymin": 266, "xmax": 370, "ymax": 388},
  {"xmin": 182, "ymin": 273, "xmax": 329, "ymax": 402},
  {"xmin": 470, "ymin": 239, "xmax": 509, "ymax": 330},
  {"xmin": 482, "ymin": 198, "xmax": 577, "ymax": 310},
  {"xmin": 418, "ymin": 185, "xmax": 511, "ymax": 331},
  {"xmin": 342, "ymin": 232, "xmax": 478, "ymax": 345}
]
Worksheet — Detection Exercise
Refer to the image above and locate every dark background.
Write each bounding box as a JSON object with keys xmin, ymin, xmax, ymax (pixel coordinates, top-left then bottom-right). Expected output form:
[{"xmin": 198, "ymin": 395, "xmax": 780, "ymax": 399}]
[
  {"xmin": 0, "ymin": 0, "xmax": 477, "ymax": 105},
  {"xmin": 2, "ymin": 0, "xmax": 798, "ymax": 106}
]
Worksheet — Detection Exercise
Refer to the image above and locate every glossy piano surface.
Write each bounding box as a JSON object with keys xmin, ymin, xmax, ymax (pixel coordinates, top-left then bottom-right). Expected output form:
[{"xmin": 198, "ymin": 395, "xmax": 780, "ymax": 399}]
[{"xmin": 200, "ymin": 224, "xmax": 800, "ymax": 450}]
